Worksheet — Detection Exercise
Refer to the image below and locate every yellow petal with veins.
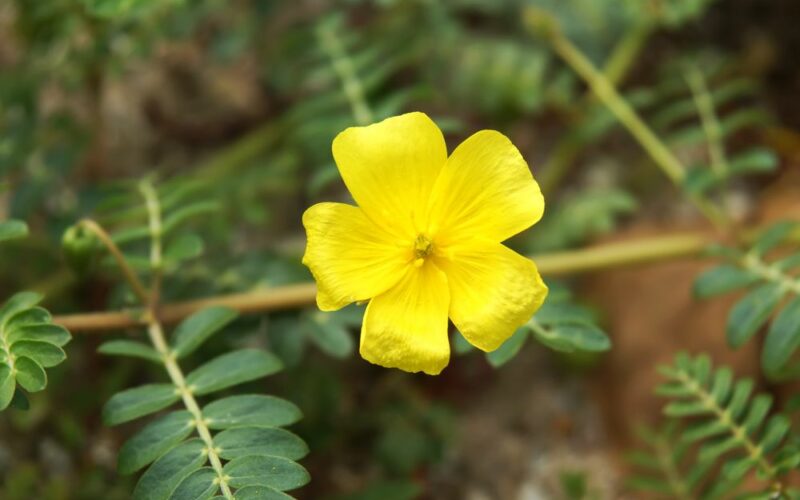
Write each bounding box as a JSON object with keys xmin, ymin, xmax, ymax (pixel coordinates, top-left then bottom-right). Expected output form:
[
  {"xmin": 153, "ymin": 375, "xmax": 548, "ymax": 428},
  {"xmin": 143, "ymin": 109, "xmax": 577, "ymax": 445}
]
[
  {"xmin": 332, "ymin": 112, "xmax": 447, "ymax": 237},
  {"xmin": 360, "ymin": 262, "xmax": 450, "ymax": 375},
  {"xmin": 302, "ymin": 202, "xmax": 408, "ymax": 311},
  {"xmin": 437, "ymin": 240, "xmax": 548, "ymax": 351},
  {"xmin": 426, "ymin": 130, "xmax": 544, "ymax": 245}
]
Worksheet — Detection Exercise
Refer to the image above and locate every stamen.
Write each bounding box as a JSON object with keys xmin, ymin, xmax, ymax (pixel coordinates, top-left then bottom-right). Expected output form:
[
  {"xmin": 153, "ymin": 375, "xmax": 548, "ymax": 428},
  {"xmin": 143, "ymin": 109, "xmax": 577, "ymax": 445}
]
[{"xmin": 413, "ymin": 234, "xmax": 433, "ymax": 259}]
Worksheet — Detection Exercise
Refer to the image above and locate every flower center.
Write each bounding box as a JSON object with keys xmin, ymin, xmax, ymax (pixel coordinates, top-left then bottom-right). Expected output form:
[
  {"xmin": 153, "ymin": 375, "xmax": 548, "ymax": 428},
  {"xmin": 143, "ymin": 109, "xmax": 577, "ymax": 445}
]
[{"xmin": 413, "ymin": 234, "xmax": 433, "ymax": 266}]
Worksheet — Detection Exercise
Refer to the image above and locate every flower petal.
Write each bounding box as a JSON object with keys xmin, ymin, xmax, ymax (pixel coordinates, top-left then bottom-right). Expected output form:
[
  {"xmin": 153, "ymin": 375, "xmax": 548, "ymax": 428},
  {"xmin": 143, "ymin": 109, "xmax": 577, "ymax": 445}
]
[
  {"xmin": 360, "ymin": 263, "xmax": 450, "ymax": 375},
  {"xmin": 438, "ymin": 241, "xmax": 548, "ymax": 352},
  {"xmin": 427, "ymin": 130, "xmax": 544, "ymax": 244},
  {"xmin": 332, "ymin": 112, "xmax": 447, "ymax": 236},
  {"xmin": 302, "ymin": 202, "xmax": 408, "ymax": 311}
]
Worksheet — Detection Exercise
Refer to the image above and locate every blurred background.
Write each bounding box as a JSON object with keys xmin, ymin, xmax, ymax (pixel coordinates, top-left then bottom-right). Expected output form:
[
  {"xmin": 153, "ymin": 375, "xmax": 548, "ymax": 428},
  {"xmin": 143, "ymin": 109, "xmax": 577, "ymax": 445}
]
[{"xmin": 1, "ymin": 0, "xmax": 800, "ymax": 498}]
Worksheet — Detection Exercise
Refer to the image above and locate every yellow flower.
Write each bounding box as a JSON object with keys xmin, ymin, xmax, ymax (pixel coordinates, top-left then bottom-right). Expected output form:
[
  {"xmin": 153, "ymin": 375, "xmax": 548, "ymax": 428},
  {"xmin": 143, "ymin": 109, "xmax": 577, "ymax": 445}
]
[{"xmin": 302, "ymin": 112, "xmax": 548, "ymax": 375}]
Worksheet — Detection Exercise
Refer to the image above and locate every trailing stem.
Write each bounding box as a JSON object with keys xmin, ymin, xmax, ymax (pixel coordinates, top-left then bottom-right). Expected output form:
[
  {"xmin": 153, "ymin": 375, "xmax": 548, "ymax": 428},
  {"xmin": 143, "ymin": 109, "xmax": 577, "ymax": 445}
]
[
  {"xmin": 684, "ymin": 65, "xmax": 728, "ymax": 178},
  {"xmin": 524, "ymin": 9, "xmax": 731, "ymax": 234},
  {"xmin": 88, "ymin": 182, "xmax": 235, "ymax": 498},
  {"xmin": 55, "ymin": 231, "xmax": 714, "ymax": 332},
  {"xmin": 673, "ymin": 368, "xmax": 780, "ymax": 485},
  {"xmin": 650, "ymin": 433, "xmax": 694, "ymax": 500},
  {"xmin": 57, "ymin": 224, "xmax": 800, "ymax": 334},
  {"xmin": 77, "ymin": 219, "xmax": 149, "ymax": 304},
  {"xmin": 539, "ymin": 20, "xmax": 654, "ymax": 194},
  {"xmin": 137, "ymin": 181, "xmax": 235, "ymax": 499}
]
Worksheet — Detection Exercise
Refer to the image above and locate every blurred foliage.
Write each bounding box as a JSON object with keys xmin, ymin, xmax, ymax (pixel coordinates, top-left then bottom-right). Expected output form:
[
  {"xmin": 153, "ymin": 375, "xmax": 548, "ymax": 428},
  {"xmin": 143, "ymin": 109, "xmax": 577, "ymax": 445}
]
[
  {"xmin": 1, "ymin": 0, "xmax": 795, "ymax": 497},
  {"xmin": 628, "ymin": 353, "xmax": 800, "ymax": 497},
  {"xmin": 454, "ymin": 282, "xmax": 611, "ymax": 367},
  {"xmin": 634, "ymin": 52, "xmax": 777, "ymax": 198},
  {"xmin": 0, "ymin": 292, "xmax": 72, "ymax": 412},
  {"xmin": 101, "ymin": 308, "xmax": 309, "ymax": 498},
  {"xmin": 694, "ymin": 221, "xmax": 800, "ymax": 381},
  {"xmin": 526, "ymin": 186, "xmax": 637, "ymax": 253}
]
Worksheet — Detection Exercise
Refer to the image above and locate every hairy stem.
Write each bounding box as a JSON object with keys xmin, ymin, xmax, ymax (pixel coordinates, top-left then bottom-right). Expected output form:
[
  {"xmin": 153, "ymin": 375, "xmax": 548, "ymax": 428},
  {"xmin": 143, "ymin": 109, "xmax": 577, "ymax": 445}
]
[
  {"xmin": 741, "ymin": 253, "xmax": 800, "ymax": 295},
  {"xmin": 525, "ymin": 11, "xmax": 731, "ymax": 233},
  {"xmin": 651, "ymin": 433, "xmax": 694, "ymax": 500},
  {"xmin": 78, "ymin": 219, "xmax": 149, "ymax": 304},
  {"xmin": 685, "ymin": 65, "xmax": 728, "ymax": 177},
  {"xmin": 139, "ymin": 180, "xmax": 234, "ymax": 499},
  {"xmin": 539, "ymin": 20, "xmax": 654, "ymax": 194},
  {"xmin": 674, "ymin": 370, "xmax": 780, "ymax": 483},
  {"xmin": 55, "ymin": 231, "xmax": 714, "ymax": 332},
  {"xmin": 317, "ymin": 20, "xmax": 374, "ymax": 125}
]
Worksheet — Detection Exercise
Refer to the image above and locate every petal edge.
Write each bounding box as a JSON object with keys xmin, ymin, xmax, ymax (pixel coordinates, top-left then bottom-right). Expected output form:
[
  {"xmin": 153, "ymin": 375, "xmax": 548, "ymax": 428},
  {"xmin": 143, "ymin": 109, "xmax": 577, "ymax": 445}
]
[
  {"xmin": 440, "ymin": 241, "xmax": 548, "ymax": 352},
  {"xmin": 427, "ymin": 130, "xmax": 544, "ymax": 245},
  {"xmin": 360, "ymin": 263, "xmax": 451, "ymax": 375},
  {"xmin": 302, "ymin": 202, "xmax": 407, "ymax": 311}
]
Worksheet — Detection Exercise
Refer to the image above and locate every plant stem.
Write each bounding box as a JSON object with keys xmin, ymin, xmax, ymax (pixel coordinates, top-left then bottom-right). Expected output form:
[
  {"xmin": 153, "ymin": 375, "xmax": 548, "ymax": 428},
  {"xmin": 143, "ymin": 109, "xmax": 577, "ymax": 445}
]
[
  {"xmin": 539, "ymin": 21, "xmax": 653, "ymax": 194},
  {"xmin": 78, "ymin": 219, "xmax": 149, "ymax": 304},
  {"xmin": 526, "ymin": 12, "xmax": 731, "ymax": 233},
  {"xmin": 139, "ymin": 182, "xmax": 164, "ymax": 308},
  {"xmin": 651, "ymin": 433, "xmax": 694, "ymax": 500},
  {"xmin": 740, "ymin": 253, "xmax": 800, "ymax": 295},
  {"xmin": 676, "ymin": 371, "xmax": 780, "ymax": 483},
  {"xmin": 317, "ymin": 20, "xmax": 374, "ymax": 125},
  {"xmin": 139, "ymin": 180, "xmax": 234, "ymax": 499},
  {"xmin": 602, "ymin": 21, "xmax": 654, "ymax": 87},
  {"xmin": 544, "ymin": 23, "xmax": 686, "ymax": 184},
  {"xmin": 685, "ymin": 65, "xmax": 728, "ymax": 177},
  {"xmin": 533, "ymin": 231, "xmax": 708, "ymax": 275},
  {"xmin": 54, "ymin": 231, "xmax": 713, "ymax": 333}
]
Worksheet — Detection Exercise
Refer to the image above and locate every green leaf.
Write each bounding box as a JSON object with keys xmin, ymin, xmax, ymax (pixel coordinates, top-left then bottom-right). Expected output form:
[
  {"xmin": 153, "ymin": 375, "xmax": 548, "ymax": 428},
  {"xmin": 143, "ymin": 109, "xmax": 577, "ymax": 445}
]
[
  {"xmin": 0, "ymin": 364, "xmax": 15, "ymax": 410},
  {"xmin": 103, "ymin": 384, "xmax": 180, "ymax": 426},
  {"xmin": 306, "ymin": 316, "xmax": 353, "ymax": 358},
  {"xmin": 186, "ymin": 349, "xmax": 282, "ymax": 396},
  {"xmin": 693, "ymin": 265, "xmax": 758, "ymax": 298},
  {"xmin": 164, "ymin": 233, "xmax": 204, "ymax": 264},
  {"xmin": 14, "ymin": 357, "xmax": 46, "ymax": 392},
  {"xmin": 234, "ymin": 486, "xmax": 293, "ymax": 500},
  {"xmin": 0, "ymin": 292, "xmax": 43, "ymax": 324},
  {"xmin": 533, "ymin": 302, "xmax": 596, "ymax": 326},
  {"xmin": 0, "ymin": 296, "xmax": 71, "ymax": 413},
  {"xmin": 7, "ymin": 323, "xmax": 71, "ymax": 347},
  {"xmin": 10, "ymin": 341, "xmax": 66, "ymax": 367},
  {"xmin": 729, "ymin": 148, "xmax": 778, "ymax": 175},
  {"xmin": 99, "ymin": 340, "xmax": 162, "ymax": 364},
  {"xmin": 169, "ymin": 467, "xmax": 218, "ymax": 500},
  {"xmin": 762, "ymin": 296, "xmax": 800, "ymax": 377},
  {"xmin": 532, "ymin": 322, "xmax": 611, "ymax": 353},
  {"xmin": 452, "ymin": 331, "xmax": 476, "ymax": 355},
  {"xmin": 6, "ymin": 307, "xmax": 51, "ymax": 329},
  {"xmin": 215, "ymin": 427, "xmax": 308, "ymax": 461},
  {"xmin": 726, "ymin": 283, "xmax": 786, "ymax": 348},
  {"xmin": 112, "ymin": 226, "xmax": 150, "ymax": 246},
  {"xmin": 0, "ymin": 220, "xmax": 28, "ymax": 242},
  {"xmin": 776, "ymin": 254, "xmax": 800, "ymax": 272},
  {"xmin": 760, "ymin": 415, "xmax": 790, "ymax": 452},
  {"xmin": 163, "ymin": 202, "xmax": 220, "ymax": 234},
  {"xmin": 172, "ymin": 307, "xmax": 238, "ymax": 359},
  {"xmin": 118, "ymin": 410, "xmax": 195, "ymax": 474},
  {"xmin": 203, "ymin": 395, "xmax": 302, "ymax": 430},
  {"xmin": 133, "ymin": 439, "xmax": 207, "ymax": 500},
  {"xmin": 486, "ymin": 328, "xmax": 528, "ymax": 367},
  {"xmin": 752, "ymin": 221, "xmax": 798, "ymax": 257},
  {"xmin": 684, "ymin": 167, "xmax": 719, "ymax": 195},
  {"xmin": 223, "ymin": 455, "xmax": 310, "ymax": 491}
]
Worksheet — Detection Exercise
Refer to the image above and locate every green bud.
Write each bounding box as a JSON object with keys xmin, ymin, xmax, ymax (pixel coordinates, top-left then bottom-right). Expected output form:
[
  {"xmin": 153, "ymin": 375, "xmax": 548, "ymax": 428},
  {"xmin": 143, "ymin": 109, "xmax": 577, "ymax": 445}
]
[{"xmin": 62, "ymin": 224, "xmax": 102, "ymax": 275}]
